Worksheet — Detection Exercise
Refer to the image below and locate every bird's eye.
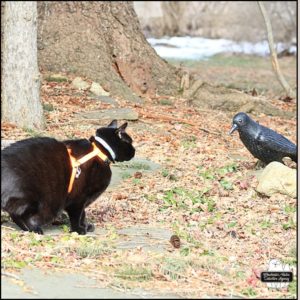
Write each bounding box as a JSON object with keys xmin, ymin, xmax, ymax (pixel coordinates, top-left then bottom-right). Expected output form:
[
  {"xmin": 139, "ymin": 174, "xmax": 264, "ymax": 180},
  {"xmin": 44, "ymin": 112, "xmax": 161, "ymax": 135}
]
[{"xmin": 238, "ymin": 119, "xmax": 242, "ymax": 123}]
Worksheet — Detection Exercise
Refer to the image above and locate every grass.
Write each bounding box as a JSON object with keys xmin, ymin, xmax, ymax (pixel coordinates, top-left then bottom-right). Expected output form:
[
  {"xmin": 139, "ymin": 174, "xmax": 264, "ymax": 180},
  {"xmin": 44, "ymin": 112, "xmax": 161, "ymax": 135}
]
[
  {"xmin": 259, "ymin": 219, "xmax": 272, "ymax": 229},
  {"xmin": 121, "ymin": 172, "xmax": 132, "ymax": 180},
  {"xmin": 115, "ymin": 265, "xmax": 152, "ymax": 282},
  {"xmin": 116, "ymin": 161, "xmax": 151, "ymax": 171},
  {"xmin": 3, "ymin": 259, "xmax": 28, "ymax": 269},
  {"xmin": 226, "ymin": 221, "xmax": 237, "ymax": 229},
  {"xmin": 198, "ymin": 163, "xmax": 238, "ymax": 180},
  {"xmin": 219, "ymin": 179, "xmax": 233, "ymax": 190},
  {"xmin": 167, "ymin": 54, "xmax": 268, "ymax": 69},
  {"xmin": 74, "ymin": 242, "xmax": 110, "ymax": 258},
  {"xmin": 161, "ymin": 169, "xmax": 178, "ymax": 181},
  {"xmin": 160, "ymin": 257, "xmax": 188, "ymax": 280},
  {"xmin": 167, "ymin": 54, "xmax": 296, "ymax": 97},
  {"xmin": 181, "ymin": 135, "xmax": 197, "ymax": 149},
  {"xmin": 161, "ymin": 187, "xmax": 215, "ymax": 212},
  {"xmin": 241, "ymin": 287, "xmax": 257, "ymax": 297},
  {"xmin": 283, "ymin": 205, "xmax": 296, "ymax": 214},
  {"xmin": 282, "ymin": 217, "xmax": 296, "ymax": 230},
  {"xmin": 159, "ymin": 99, "xmax": 173, "ymax": 106},
  {"xmin": 45, "ymin": 75, "xmax": 68, "ymax": 82},
  {"xmin": 288, "ymin": 278, "xmax": 297, "ymax": 298}
]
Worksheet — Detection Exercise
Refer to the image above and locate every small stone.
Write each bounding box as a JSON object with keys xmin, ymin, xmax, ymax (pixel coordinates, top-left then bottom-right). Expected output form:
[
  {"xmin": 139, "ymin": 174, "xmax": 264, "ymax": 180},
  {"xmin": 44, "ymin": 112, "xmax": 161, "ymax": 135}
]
[
  {"xmin": 90, "ymin": 82, "xmax": 110, "ymax": 96},
  {"xmin": 229, "ymin": 256, "xmax": 236, "ymax": 262},
  {"xmin": 229, "ymin": 230, "xmax": 237, "ymax": 238},
  {"xmin": 71, "ymin": 77, "xmax": 90, "ymax": 90}
]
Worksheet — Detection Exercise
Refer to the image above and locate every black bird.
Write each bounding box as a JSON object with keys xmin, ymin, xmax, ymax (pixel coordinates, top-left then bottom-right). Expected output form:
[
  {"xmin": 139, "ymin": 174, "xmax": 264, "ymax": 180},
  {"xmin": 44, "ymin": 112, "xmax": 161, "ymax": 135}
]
[{"xmin": 229, "ymin": 112, "xmax": 297, "ymax": 164}]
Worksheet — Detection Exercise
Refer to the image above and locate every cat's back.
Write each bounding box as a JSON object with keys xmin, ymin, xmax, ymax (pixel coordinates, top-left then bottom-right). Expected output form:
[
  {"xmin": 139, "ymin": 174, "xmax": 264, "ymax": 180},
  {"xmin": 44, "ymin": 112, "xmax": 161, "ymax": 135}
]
[
  {"xmin": 1, "ymin": 137, "xmax": 70, "ymax": 199},
  {"xmin": 2, "ymin": 137, "xmax": 63, "ymax": 156}
]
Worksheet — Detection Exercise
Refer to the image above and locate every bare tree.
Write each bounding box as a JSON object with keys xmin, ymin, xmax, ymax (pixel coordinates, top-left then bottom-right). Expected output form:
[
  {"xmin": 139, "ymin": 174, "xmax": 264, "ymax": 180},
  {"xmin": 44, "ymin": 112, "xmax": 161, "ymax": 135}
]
[
  {"xmin": 2, "ymin": 2, "xmax": 44, "ymax": 129},
  {"xmin": 258, "ymin": 1, "xmax": 295, "ymax": 98},
  {"xmin": 160, "ymin": 2, "xmax": 185, "ymax": 36}
]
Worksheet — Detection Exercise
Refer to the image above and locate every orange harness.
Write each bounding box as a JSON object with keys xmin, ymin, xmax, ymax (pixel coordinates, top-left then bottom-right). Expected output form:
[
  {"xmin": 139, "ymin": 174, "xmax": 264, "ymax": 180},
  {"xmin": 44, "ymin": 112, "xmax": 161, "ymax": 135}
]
[{"xmin": 67, "ymin": 142, "xmax": 110, "ymax": 193}]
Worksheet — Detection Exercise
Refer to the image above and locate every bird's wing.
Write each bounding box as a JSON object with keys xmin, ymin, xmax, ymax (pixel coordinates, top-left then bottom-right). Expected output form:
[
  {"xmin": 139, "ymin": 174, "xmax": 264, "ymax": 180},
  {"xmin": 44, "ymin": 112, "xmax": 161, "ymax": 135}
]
[{"xmin": 257, "ymin": 129, "xmax": 296, "ymax": 155}]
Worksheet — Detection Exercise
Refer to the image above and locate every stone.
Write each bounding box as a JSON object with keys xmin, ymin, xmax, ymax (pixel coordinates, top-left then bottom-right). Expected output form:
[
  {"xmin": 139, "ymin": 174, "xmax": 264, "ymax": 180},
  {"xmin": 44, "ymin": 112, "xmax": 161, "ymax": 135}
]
[
  {"xmin": 71, "ymin": 77, "xmax": 90, "ymax": 90},
  {"xmin": 91, "ymin": 95, "xmax": 119, "ymax": 106},
  {"xmin": 256, "ymin": 161, "xmax": 296, "ymax": 198},
  {"xmin": 90, "ymin": 82, "xmax": 110, "ymax": 96},
  {"xmin": 77, "ymin": 108, "xmax": 139, "ymax": 121}
]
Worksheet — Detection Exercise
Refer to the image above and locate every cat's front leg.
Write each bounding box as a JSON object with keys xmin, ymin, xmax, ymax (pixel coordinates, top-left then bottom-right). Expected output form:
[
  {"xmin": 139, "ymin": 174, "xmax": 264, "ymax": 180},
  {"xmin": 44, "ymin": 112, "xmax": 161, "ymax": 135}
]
[
  {"xmin": 80, "ymin": 210, "xmax": 95, "ymax": 232},
  {"xmin": 66, "ymin": 205, "xmax": 87, "ymax": 235}
]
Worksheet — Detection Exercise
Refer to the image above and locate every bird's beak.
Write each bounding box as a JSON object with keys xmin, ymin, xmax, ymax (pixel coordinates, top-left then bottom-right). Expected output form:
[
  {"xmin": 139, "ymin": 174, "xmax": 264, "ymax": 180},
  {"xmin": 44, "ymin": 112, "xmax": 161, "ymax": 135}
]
[{"xmin": 229, "ymin": 123, "xmax": 238, "ymax": 135}]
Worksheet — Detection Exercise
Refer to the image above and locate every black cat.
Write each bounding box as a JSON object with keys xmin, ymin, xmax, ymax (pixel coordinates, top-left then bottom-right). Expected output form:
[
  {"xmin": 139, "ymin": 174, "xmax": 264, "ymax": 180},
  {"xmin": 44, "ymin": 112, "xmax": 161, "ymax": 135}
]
[{"xmin": 1, "ymin": 120, "xmax": 135, "ymax": 234}]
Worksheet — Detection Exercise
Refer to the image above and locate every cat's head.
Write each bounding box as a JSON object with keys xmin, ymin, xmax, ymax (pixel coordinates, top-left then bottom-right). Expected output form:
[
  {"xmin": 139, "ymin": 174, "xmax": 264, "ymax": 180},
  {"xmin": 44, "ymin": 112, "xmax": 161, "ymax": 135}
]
[{"xmin": 91, "ymin": 120, "xmax": 135, "ymax": 162}]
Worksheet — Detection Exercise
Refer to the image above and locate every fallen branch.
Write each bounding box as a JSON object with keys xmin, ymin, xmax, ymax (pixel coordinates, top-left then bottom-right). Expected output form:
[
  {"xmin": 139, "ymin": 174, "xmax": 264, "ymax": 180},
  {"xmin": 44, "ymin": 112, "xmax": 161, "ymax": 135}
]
[
  {"xmin": 1, "ymin": 271, "xmax": 21, "ymax": 280},
  {"xmin": 139, "ymin": 111, "xmax": 222, "ymax": 136}
]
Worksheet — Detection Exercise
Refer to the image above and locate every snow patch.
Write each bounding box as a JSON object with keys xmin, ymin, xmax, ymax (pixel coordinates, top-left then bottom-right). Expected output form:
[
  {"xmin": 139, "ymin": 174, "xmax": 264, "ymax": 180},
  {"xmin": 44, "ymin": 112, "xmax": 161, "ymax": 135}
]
[{"xmin": 147, "ymin": 36, "xmax": 296, "ymax": 60}]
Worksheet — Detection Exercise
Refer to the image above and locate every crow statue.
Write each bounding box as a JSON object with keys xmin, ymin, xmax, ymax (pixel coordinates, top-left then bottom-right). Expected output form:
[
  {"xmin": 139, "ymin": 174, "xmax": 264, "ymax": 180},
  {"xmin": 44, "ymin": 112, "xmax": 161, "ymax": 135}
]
[{"xmin": 229, "ymin": 112, "xmax": 297, "ymax": 164}]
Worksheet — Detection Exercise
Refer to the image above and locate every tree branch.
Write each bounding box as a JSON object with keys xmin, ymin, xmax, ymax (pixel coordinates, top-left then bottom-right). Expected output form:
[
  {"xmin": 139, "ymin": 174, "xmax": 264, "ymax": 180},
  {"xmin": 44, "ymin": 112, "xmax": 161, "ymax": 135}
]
[{"xmin": 257, "ymin": 1, "xmax": 295, "ymax": 98}]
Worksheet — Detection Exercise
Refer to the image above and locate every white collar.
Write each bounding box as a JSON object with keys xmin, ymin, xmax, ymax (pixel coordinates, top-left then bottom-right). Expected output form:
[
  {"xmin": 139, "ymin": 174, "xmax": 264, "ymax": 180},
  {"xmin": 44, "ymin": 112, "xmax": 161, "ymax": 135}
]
[{"xmin": 94, "ymin": 136, "xmax": 116, "ymax": 160}]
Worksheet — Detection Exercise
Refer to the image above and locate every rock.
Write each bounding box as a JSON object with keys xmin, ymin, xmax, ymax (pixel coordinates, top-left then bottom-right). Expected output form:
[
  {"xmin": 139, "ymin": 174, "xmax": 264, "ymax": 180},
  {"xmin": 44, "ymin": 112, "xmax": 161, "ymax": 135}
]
[
  {"xmin": 71, "ymin": 77, "xmax": 90, "ymax": 90},
  {"xmin": 90, "ymin": 95, "xmax": 119, "ymax": 106},
  {"xmin": 256, "ymin": 162, "xmax": 296, "ymax": 198},
  {"xmin": 77, "ymin": 108, "xmax": 139, "ymax": 121},
  {"xmin": 90, "ymin": 82, "xmax": 110, "ymax": 96},
  {"xmin": 191, "ymin": 82, "xmax": 295, "ymax": 118}
]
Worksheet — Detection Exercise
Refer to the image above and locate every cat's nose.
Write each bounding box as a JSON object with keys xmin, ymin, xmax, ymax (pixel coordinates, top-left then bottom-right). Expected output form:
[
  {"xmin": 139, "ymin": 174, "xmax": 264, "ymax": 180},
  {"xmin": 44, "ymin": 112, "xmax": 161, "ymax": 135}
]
[{"xmin": 131, "ymin": 148, "xmax": 136, "ymax": 158}]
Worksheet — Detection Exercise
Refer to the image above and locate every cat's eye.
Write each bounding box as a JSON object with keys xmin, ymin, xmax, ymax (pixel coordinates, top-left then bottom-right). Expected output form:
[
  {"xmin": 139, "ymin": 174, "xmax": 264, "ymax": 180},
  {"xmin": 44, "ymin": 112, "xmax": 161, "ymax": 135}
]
[{"xmin": 120, "ymin": 133, "xmax": 132, "ymax": 144}]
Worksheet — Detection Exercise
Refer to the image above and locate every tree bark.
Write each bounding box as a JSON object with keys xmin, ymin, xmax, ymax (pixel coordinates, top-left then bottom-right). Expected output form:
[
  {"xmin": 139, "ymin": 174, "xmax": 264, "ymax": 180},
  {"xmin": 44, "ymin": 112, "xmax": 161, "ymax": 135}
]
[
  {"xmin": 258, "ymin": 1, "xmax": 295, "ymax": 98},
  {"xmin": 37, "ymin": 1, "xmax": 181, "ymax": 102},
  {"xmin": 2, "ymin": 2, "xmax": 44, "ymax": 129}
]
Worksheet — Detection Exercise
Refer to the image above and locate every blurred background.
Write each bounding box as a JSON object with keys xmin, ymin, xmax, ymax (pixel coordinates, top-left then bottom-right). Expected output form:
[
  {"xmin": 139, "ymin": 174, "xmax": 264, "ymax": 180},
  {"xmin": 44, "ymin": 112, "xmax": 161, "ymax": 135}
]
[{"xmin": 134, "ymin": 1, "xmax": 296, "ymax": 60}]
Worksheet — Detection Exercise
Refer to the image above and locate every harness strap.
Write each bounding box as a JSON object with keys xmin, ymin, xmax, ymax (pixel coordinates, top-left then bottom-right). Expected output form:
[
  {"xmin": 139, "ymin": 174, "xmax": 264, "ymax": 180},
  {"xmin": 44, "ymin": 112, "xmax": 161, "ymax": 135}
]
[{"xmin": 67, "ymin": 142, "xmax": 110, "ymax": 193}]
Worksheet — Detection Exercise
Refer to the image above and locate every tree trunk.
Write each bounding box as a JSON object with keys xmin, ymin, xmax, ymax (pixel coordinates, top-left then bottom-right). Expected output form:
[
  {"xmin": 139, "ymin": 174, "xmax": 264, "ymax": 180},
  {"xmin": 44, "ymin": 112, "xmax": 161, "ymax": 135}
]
[
  {"xmin": 37, "ymin": 1, "xmax": 181, "ymax": 102},
  {"xmin": 160, "ymin": 2, "xmax": 185, "ymax": 36},
  {"xmin": 257, "ymin": 1, "xmax": 295, "ymax": 98},
  {"xmin": 2, "ymin": 2, "xmax": 44, "ymax": 129}
]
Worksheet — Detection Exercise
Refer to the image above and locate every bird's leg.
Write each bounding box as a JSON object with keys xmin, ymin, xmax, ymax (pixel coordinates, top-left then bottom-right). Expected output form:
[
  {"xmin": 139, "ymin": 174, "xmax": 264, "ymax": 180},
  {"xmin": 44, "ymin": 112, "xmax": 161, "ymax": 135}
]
[{"xmin": 255, "ymin": 160, "xmax": 266, "ymax": 169}]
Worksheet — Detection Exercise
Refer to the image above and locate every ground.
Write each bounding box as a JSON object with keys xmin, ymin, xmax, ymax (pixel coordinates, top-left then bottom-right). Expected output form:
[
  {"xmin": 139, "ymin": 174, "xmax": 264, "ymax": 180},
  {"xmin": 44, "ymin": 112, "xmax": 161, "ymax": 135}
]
[{"xmin": 1, "ymin": 54, "xmax": 297, "ymax": 298}]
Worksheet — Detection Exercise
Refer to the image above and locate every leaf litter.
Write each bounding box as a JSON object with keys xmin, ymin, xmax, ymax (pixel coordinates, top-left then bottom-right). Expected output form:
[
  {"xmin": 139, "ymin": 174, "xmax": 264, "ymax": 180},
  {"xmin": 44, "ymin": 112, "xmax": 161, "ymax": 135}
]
[{"xmin": 1, "ymin": 70, "xmax": 296, "ymax": 298}]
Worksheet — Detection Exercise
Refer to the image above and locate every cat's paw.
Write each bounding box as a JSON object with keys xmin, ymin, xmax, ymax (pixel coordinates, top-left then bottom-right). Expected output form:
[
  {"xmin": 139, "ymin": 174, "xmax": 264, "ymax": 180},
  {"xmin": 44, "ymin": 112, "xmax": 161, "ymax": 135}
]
[
  {"xmin": 86, "ymin": 223, "xmax": 95, "ymax": 232},
  {"xmin": 71, "ymin": 226, "xmax": 87, "ymax": 235},
  {"xmin": 31, "ymin": 227, "xmax": 44, "ymax": 234}
]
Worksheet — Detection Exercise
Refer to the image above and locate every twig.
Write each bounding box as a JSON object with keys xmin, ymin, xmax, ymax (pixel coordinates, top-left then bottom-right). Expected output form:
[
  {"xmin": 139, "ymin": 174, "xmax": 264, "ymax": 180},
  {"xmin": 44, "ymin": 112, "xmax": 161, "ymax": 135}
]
[
  {"xmin": 1, "ymin": 225, "xmax": 17, "ymax": 231},
  {"xmin": 139, "ymin": 111, "xmax": 221, "ymax": 136},
  {"xmin": 1, "ymin": 271, "xmax": 21, "ymax": 280}
]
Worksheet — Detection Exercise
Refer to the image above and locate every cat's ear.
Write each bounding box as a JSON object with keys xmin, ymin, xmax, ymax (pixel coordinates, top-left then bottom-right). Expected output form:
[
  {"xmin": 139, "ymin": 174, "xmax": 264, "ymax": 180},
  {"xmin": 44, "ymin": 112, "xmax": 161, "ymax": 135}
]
[
  {"xmin": 107, "ymin": 120, "xmax": 118, "ymax": 129},
  {"xmin": 117, "ymin": 122, "xmax": 128, "ymax": 133}
]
